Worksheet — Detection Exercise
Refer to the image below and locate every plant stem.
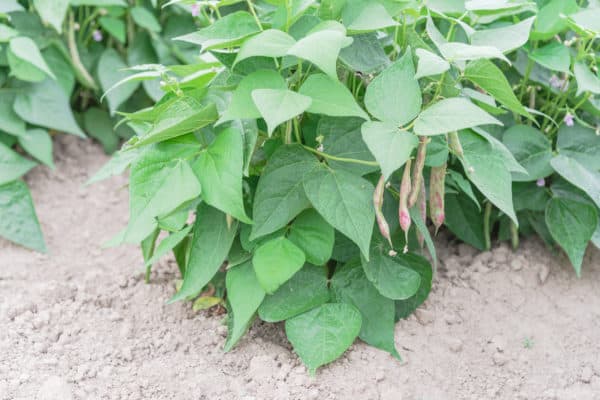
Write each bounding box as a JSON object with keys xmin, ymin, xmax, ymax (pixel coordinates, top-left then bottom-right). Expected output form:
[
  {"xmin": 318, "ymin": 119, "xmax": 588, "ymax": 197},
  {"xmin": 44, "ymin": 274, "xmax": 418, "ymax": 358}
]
[
  {"xmin": 67, "ymin": 11, "xmax": 98, "ymax": 91},
  {"xmin": 303, "ymin": 146, "xmax": 379, "ymax": 166},
  {"xmin": 483, "ymin": 202, "xmax": 492, "ymax": 251},
  {"xmin": 510, "ymin": 221, "xmax": 519, "ymax": 250},
  {"xmin": 246, "ymin": 0, "xmax": 263, "ymax": 31}
]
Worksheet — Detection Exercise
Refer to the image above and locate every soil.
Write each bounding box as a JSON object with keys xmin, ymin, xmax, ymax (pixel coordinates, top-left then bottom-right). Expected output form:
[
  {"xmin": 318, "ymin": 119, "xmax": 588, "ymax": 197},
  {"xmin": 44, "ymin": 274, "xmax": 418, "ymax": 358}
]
[{"xmin": 1, "ymin": 135, "xmax": 599, "ymax": 400}]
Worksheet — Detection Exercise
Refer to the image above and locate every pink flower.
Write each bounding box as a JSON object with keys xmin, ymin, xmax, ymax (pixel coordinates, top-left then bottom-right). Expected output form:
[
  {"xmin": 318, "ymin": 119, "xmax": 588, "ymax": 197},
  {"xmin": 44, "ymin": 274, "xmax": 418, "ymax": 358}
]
[
  {"xmin": 536, "ymin": 178, "xmax": 545, "ymax": 187},
  {"xmin": 92, "ymin": 30, "xmax": 103, "ymax": 42},
  {"xmin": 191, "ymin": 3, "xmax": 200, "ymax": 17},
  {"xmin": 549, "ymin": 75, "xmax": 562, "ymax": 88},
  {"xmin": 564, "ymin": 113, "xmax": 574, "ymax": 127}
]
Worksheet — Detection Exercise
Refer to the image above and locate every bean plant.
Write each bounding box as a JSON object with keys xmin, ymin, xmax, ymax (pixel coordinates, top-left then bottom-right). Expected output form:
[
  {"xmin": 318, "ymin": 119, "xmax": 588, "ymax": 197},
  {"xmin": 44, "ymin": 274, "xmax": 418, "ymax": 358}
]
[
  {"xmin": 95, "ymin": 0, "xmax": 599, "ymax": 373},
  {"xmin": 0, "ymin": 0, "xmax": 195, "ymax": 251}
]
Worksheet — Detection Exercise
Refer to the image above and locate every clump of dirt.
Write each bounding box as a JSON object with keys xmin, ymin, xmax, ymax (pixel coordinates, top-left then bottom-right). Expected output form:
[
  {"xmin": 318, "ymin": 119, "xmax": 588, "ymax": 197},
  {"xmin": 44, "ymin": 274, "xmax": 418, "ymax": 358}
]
[{"xmin": 1, "ymin": 136, "xmax": 599, "ymax": 400}]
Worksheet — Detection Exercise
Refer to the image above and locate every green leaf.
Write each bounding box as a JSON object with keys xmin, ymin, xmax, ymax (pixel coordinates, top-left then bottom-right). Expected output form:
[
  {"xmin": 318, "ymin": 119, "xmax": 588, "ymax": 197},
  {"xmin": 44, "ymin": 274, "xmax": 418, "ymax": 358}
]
[
  {"xmin": 70, "ymin": 0, "xmax": 127, "ymax": 5},
  {"xmin": 574, "ymin": 61, "xmax": 600, "ymax": 96},
  {"xmin": 223, "ymin": 261, "xmax": 266, "ymax": 351},
  {"xmin": 529, "ymin": 42, "xmax": 571, "ymax": 73},
  {"xmin": 87, "ymin": 148, "xmax": 140, "ymax": 184},
  {"xmin": 444, "ymin": 193, "xmax": 486, "ymax": 250},
  {"xmin": 446, "ymin": 169, "xmax": 480, "ymax": 210},
  {"xmin": 361, "ymin": 248, "xmax": 421, "ymax": 300},
  {"xmin": 235, "ymin": 29, "xmax": 296, "ymax": 65},
  {"xmin": 124, "ymin": 140, "xmax": 202, "ymax": 243},
  {"xmin": 318, "ymin": 117, "xmax": 377, "ymax": 176},
  {"xmin": 258, "ymin": 264, "xmax": 330, "ymax": 322},
  {"xmin": 470, "ymin": 17, "xmax": 535, "ymax": 53},
  {"xmin": 251, "ymin": 145, "xmax": 319, "ymax": 240},
  {"xmin": 251, "ymin": 89, "xmax": 312, "ymax": 136},
  {"xmin": 438, "ymin": 42, "xmax": 510, "ymax": 65},
  {"xmin": 136, "ymin": 98, "xmax": 218, "ymax": 147},
  {"xmin": 394, "ymin": 254, "xmax": 433, "ymax": 320},
  {"xmin": 471, "ymin": 127, "xmax": 528, "ymax": 174},
  {"xmin": 144, "ymin": 225, "xmax": 193, "ymax": 268},
  {"xmin": 568, "ymin": 7, "xmax": 600, "ymax": 33},
  {"xmin": 414, "ymin": 98, "xmax": 502, "ymax": 136},
  {"xmin": 464, "ymin": 59, "xmax": 532, "ymax": 119},
  {"xmin": 0, "ymin": 180, "xmax": 46, "ymax": 252},
  {"xmin": 415, "ymin": 48, "xmax": 450, "ymax": 79},
  {"xmin": 220, "ymin": 70, "xmax": 287, "ymax": 123},
  {"xmin": 545, "ymin": 197, "xmax": 597, "ymax": 276},
  {"xmin": 8, "ymin": 36, "xmax": 56, "ymax": 81},
  {"xmin": 513, "ymin": 182, "xmax": 551, "ymax": 212},
  {"xmin": 288, "ymin": 209, "xmax": 334, "ymax": 266},
  {"xmin": 192, "ymin": 127, "xmax": 251, "ymax": 223},
  {"xmin": 252, "ymin": 236, "xmax": 306, "ymax": 294},
  {"xmin": 170, "ymin": 203, "xmax": 238, "ymax": 302},
  {"xmin": 550, "ymin": 155, "xmax": 600, "ymax": 209},
  {"xmin": 285, "ymin": 303, "xmax": 362, "ymax": 374},
  {"xmin": 331, "ymin": 259, "xmax": 399, "ymax": 358},
  {"xmin": 556, "ymin": 123, "xmax": 600, "ymax": 170},
  {"xmin": 361, "ymin": 121, "xmax": 418, "ymax": 180},
  {"xmin": 299, "ymin": 73, "xmax": 368, "ymax": 119},
  {"xmin": 17, "ymin": 129, "xmax": 53, "ymax": 168},
  {"xmin": 532, "ymin": 0, "xmax": 579, "ymax": 40},
  {"xmin": 33, "ymin": 0, "xmax": 69, "ymax": 33},
  {"xmin": 460, "ymin": 130, "xmax": 517, "ymax": 225},
  {"xmin": 287, "ymin": 28, "xmax": 352, "ymax": 78},
  {"xmin": 0, "ymin": 92, "xmax": 25, "ymax": 137},
  {"xmin": 303, "ymin": 166, "xmax": 375, "ymax": 260},
  {"xmin": 0, "ymin": 23, "xmax": 18, "ymax": 42},
  {"xmin": 99, "ymin": 16, "xmax": 126, "ymax": 43},
  {"xmin": 0, "ymin": 142, "xmax": 37, "ymax": 185},
  {"xmin": 342, "ymin": 0, "xmax": 398, "ymax": 32},
  {"xmin": 130, "ymin": 6, "xmax": 161, "ymax": 32},
  {"xmin": 83, "ymin": 107, "xmax": 120, "ymax": 154},
  {"xmin": 502, "ymin": 125, "xmax": 553, "ymax": 182},
  {"xmin": 175, "ymin": 11, "xmax": 260, "ymax": 51},
  {"xmin": 364, "ymin": 50, "xmax": 421, "ymax": 126},
  {"xmin": 339, "ymin": 33, "xmax": 389, "ymax": 74},
  {"xmin": 98, "ymin": 49, "xmax": 140, "ymax": 115}
]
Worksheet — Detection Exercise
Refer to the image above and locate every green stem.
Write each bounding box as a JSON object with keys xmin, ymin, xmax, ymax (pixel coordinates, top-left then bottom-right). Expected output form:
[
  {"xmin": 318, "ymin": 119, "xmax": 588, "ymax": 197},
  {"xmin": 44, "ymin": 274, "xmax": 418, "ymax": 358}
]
[
  {"xmin": 303, "ymin": 146, "xmax": 379, "ymax": 166},
  {"xmin": 67, "ymin": 11, "xmax": 98, "ymax": 91},
  {"xmin": 510, "ymin": 221, "xmax": 519, "ymax": 250},
  {"xmin": 293, "ymin": 117, "xmax": 302, "ymax": 143},
  {"xmin": 483, "ymin": 202, "xmax": 492, "ymax": 251},
  {"xmin": 246, "ymin": 0, "xmax": 263, "ymax": 31}
]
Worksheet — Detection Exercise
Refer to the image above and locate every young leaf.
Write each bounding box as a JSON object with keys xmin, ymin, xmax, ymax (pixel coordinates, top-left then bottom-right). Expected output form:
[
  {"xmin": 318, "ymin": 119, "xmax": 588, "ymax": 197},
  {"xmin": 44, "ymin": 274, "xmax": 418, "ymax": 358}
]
[
  {"xmin": 303, "ymin": 166, "xmax": 375, "ymax": 260},
  {"xmin": 285, "ymin": 303, "xmax": 362, "ymax": 374},
  {"xmin": 470, "ymin": 17, "xmax": 535, "ymax": 54},
  {"xmin": 529, "ymin": 42, "xmax": 571, "ymax": 73},
  {"xmin": 288, "ymin": 209, "xmax": 335, "ymax": 266},
  {"xmin": 224, "ymin": 261, "xmax": 266, "ymax": 351},
  {"xmin": 135, "ymin": 98, "xmax": 218, "ymax": 147},
  {"xmin": 545, "ymin": 197, "xmax": 597, "ymax": 276},
  {"xmin": 258, "ymin": 265, "xmax": 330, "ymax": 322},
  {"xmin": 98, "ymin": 48, "xmax": 140, "ymax": 115},
  {"xmin": 287, "ymin": 28, "xmax": 352, "ymax": 78},
  {"xmin": 170, "ymin": 203, "xmax": 238, "ymax": 303},
  {"xmin": 251, "ymin": 89, "xmax": 312, "ymax": 136},
  {"xmin": 331, "ymin": 259, "xmax": 400, "ymax": 358},
  {"xmin": 192, "ymin": 127, "xmax": 251, "ymax": 223},
  {"xmin": 143, "ymin": 225, "xmax": 193, "ymax": 268},
  {"xmin": 464, "ymin": 59, "xmax": 532, "ymax": 119},
  {"xmin": 414, "ymin": 98, "xmax": 502, "ymax": 136},
  {"xmin": 502, "ymin": 125, "xmax": 553, "ymax": 182},
  {"xmin": 8, "ymin": 37, "xmax": 56, "ymax": 80},
  {"xmin": 252, "ymin": 236, "xmax": 306, "ymax": 294},
  {"xmin": 299, "ymin": 74, "xmax": 368, "ymax": 119},
  {"xmin": 550, "ymin": 155, "xmax": 600, "ymax": 209},
  {"xmin": 17, "ymin": 129, "xmax": 53, "ymax": 168},
  {"xmin": 0, "ymin": 180, "xmax": 46, "ymax": 253},
  {"xmin": 219, "ymin": 70, "xmax": 287, "ymax": 123},
  {"xmin": 364, "ymin": 50, "xmax": 422, "ymax": 126},
  {"xmin": 532, "ymin": 0, "xmax": 579, "ymax": 40},
  {"xmin": 460, "ymin": 130, "xmax": 518, "ymax": 225},
  {"xmin": 415, "ymin": 48, "xmax": 450, "ymax": 79},
  {"xmin": 235, "ymin": 29, "xmax": 296, "ymax": 65},
  {"xmin": 393, "ymin": 254, "xmax": 433, "ymax": 321},
  {"xmin": 175, "ymin": 11, "xmax": 261, "ymax": 51},
  {"xmin": 33, "ymin": 0, "xmax": 69, "ymax": 33},
  {"xmin": 361, "ymin": 249, "xmax": 421, "ymax": 300},
  {"xmin": 0, "ymin": 142, "xmax": 37, "ymax": 185},
  {"xmin": 574, "ymin": 61, "xmax": 600, "ymax": 96},
  {"xmin": 360, "ymin": 121, "xmax": 418, "ymax": 180},
  {"xmin": 251, "ymin": 145, "xmax": 319, "ymax": 240}
]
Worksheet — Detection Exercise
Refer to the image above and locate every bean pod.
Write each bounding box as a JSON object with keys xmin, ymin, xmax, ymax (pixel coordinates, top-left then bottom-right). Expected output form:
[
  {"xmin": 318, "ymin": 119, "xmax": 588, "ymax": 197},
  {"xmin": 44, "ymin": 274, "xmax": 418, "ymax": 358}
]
[
  {"xmin": 448, "ymin": 131, "xmax": 464, "ymax": 158},
  {"xmin": 373, "ymin": 175, "xmax": 393, "ymax": 248},
  {"xmin": 399, "ymin": 160, "xmax": 412, "ymax": 242},
  {"xmin": 408, "ymin": 136, "xmax": 428, "ymax": 208},
  {"xmin": 429, "ymin": 163, "xmax": 446, "ymax": 233}
]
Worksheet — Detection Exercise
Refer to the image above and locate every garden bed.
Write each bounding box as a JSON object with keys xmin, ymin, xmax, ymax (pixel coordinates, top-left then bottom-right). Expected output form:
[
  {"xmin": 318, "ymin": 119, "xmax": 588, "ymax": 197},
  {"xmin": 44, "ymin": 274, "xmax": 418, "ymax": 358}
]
[{"xmin": 1, "ymin": 136, "xmax": 599, "ymax": 400}]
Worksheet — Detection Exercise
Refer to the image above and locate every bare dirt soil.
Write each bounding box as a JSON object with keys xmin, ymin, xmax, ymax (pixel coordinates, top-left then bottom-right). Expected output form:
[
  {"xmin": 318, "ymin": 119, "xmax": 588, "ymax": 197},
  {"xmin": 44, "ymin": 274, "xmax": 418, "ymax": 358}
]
[{"xmin": 1, "ymin": 136, "xmax": 600, "ymax": 400}]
